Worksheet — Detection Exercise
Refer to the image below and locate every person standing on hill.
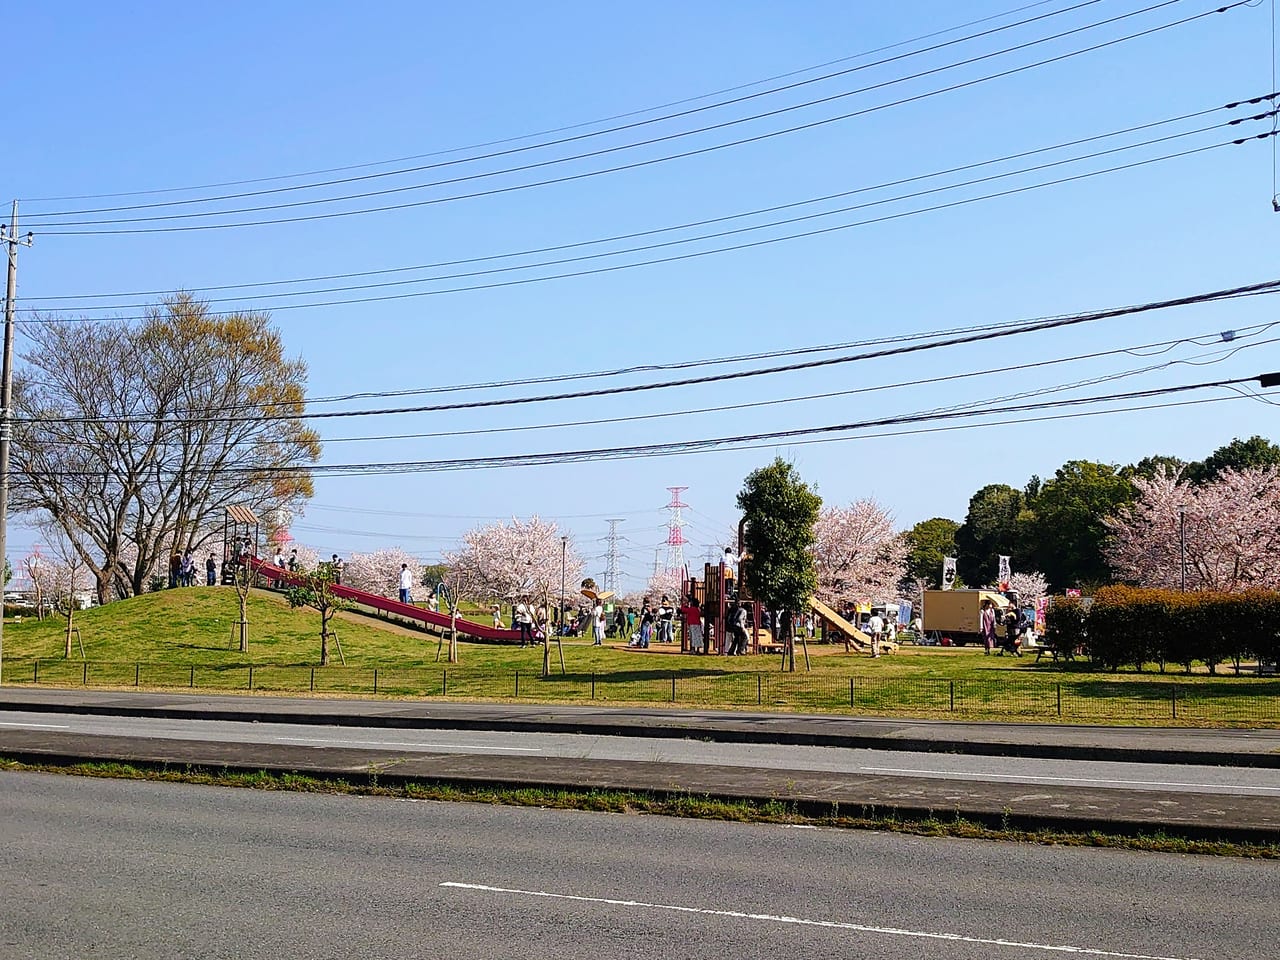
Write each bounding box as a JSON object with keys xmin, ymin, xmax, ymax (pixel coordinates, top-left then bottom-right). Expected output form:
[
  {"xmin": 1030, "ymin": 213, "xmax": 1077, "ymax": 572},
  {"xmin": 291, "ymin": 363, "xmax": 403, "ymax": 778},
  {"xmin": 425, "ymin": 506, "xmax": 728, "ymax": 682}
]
[
  {"xmin": 206, "ymin": 554, "xmax": 217, "ymax": 587},
  {"xmin": 398, "ymin": 563, "xmax": 413, "ymax": 604}
]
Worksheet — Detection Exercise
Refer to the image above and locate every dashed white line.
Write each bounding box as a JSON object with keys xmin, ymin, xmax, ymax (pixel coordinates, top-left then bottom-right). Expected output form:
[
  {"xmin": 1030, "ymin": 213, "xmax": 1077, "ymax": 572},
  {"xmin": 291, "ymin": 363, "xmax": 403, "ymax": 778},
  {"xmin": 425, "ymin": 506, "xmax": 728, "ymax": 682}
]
[
  {"xmin": 440, "ymin": 881, "xmax": 1200, "ymax": 960},
  {"xmin": 860, "ymin": 766, "xmax": 1280, "ymax": 792},
  {"xmin": 0, "ymin": 721, "xmax": 70, "ymax": 729}
]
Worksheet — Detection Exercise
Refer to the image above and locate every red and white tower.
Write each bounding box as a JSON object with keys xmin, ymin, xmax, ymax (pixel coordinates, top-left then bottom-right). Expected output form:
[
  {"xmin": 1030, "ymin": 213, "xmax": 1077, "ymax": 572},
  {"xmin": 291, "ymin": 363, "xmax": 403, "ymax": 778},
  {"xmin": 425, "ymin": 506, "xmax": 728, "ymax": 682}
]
[{"xmin": 664, "ymin": 486, "xmax": 688, "ymax": 574}]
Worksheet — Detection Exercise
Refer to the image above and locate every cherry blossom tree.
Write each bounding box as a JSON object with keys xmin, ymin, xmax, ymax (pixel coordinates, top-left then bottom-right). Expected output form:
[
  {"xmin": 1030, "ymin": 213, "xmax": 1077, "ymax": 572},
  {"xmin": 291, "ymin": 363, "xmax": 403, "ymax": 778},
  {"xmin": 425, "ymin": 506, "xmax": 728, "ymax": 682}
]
[
  {"xmin": 812, "ymin": 499, "xmax": 908, "ymax": 607},
  {"xmin": 342, "ymin": 548, "xmax": 423, "ymax": 599},
  {"xmin": 446, "ymin": 517, "xmax": 583, "ymax": 604},
  {"xmin": 646, "ymin": 568, "xmax": 685, "ymax": 603},
  {"xmin": 1105, "ymin": 465, "xmax": 1280, "ymax": 591},
  {"xmin": 22, "ymin": 549, "xmax": 56, "ymax": 621},
  {"xmin": 1007, "ymin": 570, "xmax": 1049, "ymax": 601}
]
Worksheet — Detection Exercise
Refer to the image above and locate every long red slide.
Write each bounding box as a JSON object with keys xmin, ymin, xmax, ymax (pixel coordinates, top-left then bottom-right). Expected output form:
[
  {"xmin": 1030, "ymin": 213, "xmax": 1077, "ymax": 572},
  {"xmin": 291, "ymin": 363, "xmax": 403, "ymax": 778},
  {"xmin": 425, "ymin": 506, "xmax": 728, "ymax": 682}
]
[{"xmin": 247, "ymin": 558, "xmax": 522, "ymax": 642}]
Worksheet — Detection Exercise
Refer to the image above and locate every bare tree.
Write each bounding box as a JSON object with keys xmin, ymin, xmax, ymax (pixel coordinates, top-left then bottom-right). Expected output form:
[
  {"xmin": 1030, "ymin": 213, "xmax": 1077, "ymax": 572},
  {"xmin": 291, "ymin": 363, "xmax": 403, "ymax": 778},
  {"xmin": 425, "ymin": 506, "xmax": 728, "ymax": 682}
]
[{"xmin": 12, "ymin": 295, "xmax": 320, "ymax": 603}]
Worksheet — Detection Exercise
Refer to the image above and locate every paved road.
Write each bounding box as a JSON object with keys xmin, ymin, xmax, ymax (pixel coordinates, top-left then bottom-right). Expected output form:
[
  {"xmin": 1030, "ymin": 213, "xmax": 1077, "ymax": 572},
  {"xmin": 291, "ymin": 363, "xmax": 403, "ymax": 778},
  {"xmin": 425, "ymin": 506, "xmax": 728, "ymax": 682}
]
[
  {"xmin": 4, "ymin": 710, "xmax": 1279, "ymax": 797},
  {"xmin": 5, "ymin": 688, "xmax": 1280, "ymax": 765},
  {"xmin": 2, "ymin": 771, "xmax": 1275, "ymax": 960}
]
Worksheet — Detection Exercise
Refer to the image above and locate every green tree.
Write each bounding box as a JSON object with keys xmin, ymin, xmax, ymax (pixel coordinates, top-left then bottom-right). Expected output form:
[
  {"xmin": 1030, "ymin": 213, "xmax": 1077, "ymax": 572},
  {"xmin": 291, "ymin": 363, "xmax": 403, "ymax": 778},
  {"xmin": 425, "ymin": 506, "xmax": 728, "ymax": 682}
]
[
  {"xmin": 1025, "ymin": 460, "xmax": 1135, "ymax": 591},
  {"xmin": 954, "ymin": 485, "xmax": 1028, "ymax": 588},
  {"xmin": 736, "ymin": 458, "xmax": 821, "ymax": 668},
  {"xmin": 284, "ymin": 563, "xmax": 349, "ymax": 666},
  {"xmin": 1184, "ymin": 436, "xmax": 1280, "ymax": 485},
  {"xmin": 1122, "ymin": 454, "xmax": 1186, "ymax": 481},
  {"xmin": 903, "ymin": 517, "xmax": 960, "ymax": 588}
]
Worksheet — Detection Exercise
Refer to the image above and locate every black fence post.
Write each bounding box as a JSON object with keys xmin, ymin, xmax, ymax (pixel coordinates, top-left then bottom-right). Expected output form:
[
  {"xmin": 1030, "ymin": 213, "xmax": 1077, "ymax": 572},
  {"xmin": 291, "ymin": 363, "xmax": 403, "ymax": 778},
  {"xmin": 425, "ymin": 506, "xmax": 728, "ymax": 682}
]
[
  {"xmin": 1171, "ymin": 684, "xmax": 1177, "ymax": 720},
  {"xmin": 135, "ymin": 663, "xmax": 140, "ymax": 687},
  {"xmin": 1056, "ymin": 682, "xmax": 1062, "ymax": 717},
  {"xmin": 850, "ymin": 677, "xmax": 855, "ymax": 709},
  {"xmin": 949, "ymin": 679, "xmax": 955, "ymax": 712},
  {"xmin": 591, "ymin": 671, "xmax": 596, "ymax": 700},
  {"xmin": 82, "ymin": 661, "xmax": 88, "ymax": 686},
  {"xmin": 757, "ymin": 672, "xmax": 762, "ymax": 706},
  {"xmin": 373, "ymin": 668, "xmax": 379, "ymax": 695},
  {"xmin": 248, "ymin": 665, "xmax": 254, "ymax": 690},
  {"xmin": 190, "ymin": 664, "xmax": 195, "ymax": 688},
  {"xmin": 671, "ymin": 672, "xmax": 676, "ymax": 703},
  {"xmin": 515, "ymin": 670, "xmax": 520, "ymax": 698},
  {"xmin": 310, "ymin": 667, "xmax": 315, "ymax": 692},
  {"xmin": 442, "ymin": 669, "xmax": 448, "ymax": 696},
  {"xmin": 33, "ymin": 660, "xmax": 38, "ymax": 684}
]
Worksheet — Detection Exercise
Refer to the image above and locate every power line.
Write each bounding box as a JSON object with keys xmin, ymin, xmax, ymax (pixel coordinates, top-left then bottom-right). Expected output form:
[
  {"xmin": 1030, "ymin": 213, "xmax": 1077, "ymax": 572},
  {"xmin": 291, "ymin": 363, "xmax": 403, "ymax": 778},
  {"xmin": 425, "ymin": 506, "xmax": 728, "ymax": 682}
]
[
  {"xmin": 16, "ymin": 278, "xmax": 1278, "ymax": 427},
  {"xmin": 22, "ymin": 0, "xmax": 1106, "ymax": 219},
  {"xmin": 22, "ymin": 131, "xmax": 1279, "ymax": 327},
  {"xmin": 16, "ymin": 1, "xmax": 1066, "ymax": 204},
  {"xmin": 47, "ymin": 323, "xmax": 1275, "ymax": 449},
  {"xmin": 15, "ymin": 376, "xmax": 1272, "ymax": 479},
  {"xmin": 26, "ymin": 1, "xmax": 1241, "ymax": 235},
  {"xmin": 29, "ymin": 98, "xmax": 1273, "ymax": 311}
]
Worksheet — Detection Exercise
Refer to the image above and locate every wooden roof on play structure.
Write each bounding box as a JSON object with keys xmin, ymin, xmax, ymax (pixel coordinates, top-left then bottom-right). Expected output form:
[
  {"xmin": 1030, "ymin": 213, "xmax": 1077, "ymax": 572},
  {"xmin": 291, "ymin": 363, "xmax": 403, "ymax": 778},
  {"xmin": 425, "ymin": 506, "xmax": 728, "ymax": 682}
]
[{"xmin": 225, "ymin": 505, "xmax": 260, "ymax": 525}]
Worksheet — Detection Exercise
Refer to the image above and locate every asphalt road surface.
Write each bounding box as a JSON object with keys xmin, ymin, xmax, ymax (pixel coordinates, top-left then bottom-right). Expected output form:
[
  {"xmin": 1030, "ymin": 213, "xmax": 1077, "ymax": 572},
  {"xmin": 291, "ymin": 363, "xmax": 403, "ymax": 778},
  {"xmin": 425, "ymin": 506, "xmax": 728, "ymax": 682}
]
[
  {"xmin": 3, "ymin": 710, "xmax": 1278, "ymax": 797},
  {"xmin": 2, "ymin": 771, "xmax": 1276, "ymax": 960}
]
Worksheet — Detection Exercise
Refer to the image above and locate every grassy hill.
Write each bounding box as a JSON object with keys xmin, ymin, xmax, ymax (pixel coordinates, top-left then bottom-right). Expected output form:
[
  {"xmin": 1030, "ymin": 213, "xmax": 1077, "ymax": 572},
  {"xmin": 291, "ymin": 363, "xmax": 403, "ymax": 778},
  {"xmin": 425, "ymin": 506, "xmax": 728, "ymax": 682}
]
[{"xmin": 2, "ymin": 587, "xmax": 439, "ymax": 667}]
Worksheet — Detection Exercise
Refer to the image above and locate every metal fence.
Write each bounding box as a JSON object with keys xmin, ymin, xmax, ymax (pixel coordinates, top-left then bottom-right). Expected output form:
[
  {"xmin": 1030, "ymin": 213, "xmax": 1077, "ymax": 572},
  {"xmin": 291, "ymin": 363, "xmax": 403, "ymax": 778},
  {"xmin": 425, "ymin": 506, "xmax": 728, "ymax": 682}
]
[{"xmin": 7, "ymin": 658, "xmax": 1280, "ymax": 723}]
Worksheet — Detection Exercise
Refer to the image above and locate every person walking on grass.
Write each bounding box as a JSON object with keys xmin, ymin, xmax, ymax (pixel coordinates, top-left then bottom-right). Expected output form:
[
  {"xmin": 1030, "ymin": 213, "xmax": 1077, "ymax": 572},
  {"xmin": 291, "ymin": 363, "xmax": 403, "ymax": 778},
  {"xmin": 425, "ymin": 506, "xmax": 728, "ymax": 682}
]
[
  {"xmin": 398, "ymin": 563, "xmax": 413, "ymax": 604},
  {"xmin": 980, "ymin": 598, "xmax": 998, "ymax": 654},
  {"xmin": 515, "ymin": 597, "xmax": 534, "ymax": 647}
]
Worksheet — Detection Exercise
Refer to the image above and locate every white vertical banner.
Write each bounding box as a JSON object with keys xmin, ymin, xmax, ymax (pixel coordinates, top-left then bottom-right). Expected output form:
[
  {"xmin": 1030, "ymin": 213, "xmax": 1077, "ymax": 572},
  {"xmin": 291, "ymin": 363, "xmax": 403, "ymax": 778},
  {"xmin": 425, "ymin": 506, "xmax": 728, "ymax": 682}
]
[
  {"xmin": 998, "ymin": 555, "xmax": 1011, "ymax": 589},
  {"xmin": 941, "ymin": 557, "xmax": 957, "ymax": 590}
]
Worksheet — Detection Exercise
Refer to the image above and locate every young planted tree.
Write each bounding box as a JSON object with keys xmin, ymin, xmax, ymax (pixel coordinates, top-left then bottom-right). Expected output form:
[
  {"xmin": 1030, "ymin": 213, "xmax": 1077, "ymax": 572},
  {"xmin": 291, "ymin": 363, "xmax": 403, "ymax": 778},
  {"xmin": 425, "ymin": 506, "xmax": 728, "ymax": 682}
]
[
  {"xmin": 737, "ymin": 458, "xmax": 822, "ymax": 671},
  {"xmin": 284, "ymin": 563, "xmax": 349, "ymax": 666}
]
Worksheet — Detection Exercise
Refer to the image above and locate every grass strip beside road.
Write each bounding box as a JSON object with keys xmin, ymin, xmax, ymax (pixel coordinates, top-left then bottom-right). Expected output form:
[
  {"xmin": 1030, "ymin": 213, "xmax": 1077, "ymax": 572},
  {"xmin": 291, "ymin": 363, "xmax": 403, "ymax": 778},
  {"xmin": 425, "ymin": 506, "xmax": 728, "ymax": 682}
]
[{"xmin": 2, "ymin": 756, "xmax": 1275, "ymax": 859}]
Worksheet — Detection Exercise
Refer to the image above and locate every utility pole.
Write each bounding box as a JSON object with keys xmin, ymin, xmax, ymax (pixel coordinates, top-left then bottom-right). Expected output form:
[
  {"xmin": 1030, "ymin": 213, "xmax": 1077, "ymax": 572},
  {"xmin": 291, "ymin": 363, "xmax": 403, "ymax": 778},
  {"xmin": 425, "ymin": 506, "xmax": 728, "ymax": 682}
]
[{"xmin": 0, "ymin": 202, "xmax": 33, "ymax": 685}]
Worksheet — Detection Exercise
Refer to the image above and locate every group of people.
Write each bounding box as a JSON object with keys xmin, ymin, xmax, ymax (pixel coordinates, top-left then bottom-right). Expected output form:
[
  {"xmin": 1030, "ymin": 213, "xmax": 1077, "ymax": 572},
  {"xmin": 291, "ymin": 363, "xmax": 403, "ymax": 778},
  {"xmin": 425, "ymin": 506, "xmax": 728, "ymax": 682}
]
[
  {"xmin": 168, "ymin": 550, "xmax": 219, "ymax": 588},
  {"xmin": 980, "ymin": 596, "xmax": 1028, "ymax": 655}
]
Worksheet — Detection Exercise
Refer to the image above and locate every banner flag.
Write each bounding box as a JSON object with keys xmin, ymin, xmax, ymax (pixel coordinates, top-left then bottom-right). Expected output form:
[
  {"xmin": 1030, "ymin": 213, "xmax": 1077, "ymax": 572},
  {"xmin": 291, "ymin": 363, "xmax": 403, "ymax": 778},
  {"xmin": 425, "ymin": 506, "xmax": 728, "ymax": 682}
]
[
  {"xmin": 998, "ymin": 555, "xmax": 1011, "ymax": 590},
  {"xmin": 942, "ymin": 557, "xmax": 957, "ymax": 590}
]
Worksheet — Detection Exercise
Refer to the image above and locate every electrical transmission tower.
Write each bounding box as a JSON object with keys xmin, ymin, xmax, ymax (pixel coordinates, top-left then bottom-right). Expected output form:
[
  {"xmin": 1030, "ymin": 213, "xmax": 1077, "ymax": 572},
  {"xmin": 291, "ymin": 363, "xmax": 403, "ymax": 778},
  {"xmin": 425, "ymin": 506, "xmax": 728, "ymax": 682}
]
[
  {"xmin": 604, "ymin": 519, "xmax": 626, "ymax": 594},
  {"xmin": 664, "ymin": 486, "xmax": 688, "ymax": 574}
]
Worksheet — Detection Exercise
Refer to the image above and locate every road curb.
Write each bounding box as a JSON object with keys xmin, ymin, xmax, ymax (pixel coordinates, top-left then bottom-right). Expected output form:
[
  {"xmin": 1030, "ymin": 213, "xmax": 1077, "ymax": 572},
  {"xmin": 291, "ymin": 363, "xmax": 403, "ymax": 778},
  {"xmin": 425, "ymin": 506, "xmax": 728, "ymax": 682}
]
[
  {"xmin": 4, "ymin": 738, "xmax": 1278, "ymax": 847},
  {"xmin": 1, "ymin": 695, "xmax": 1274, "ymax": 768}
]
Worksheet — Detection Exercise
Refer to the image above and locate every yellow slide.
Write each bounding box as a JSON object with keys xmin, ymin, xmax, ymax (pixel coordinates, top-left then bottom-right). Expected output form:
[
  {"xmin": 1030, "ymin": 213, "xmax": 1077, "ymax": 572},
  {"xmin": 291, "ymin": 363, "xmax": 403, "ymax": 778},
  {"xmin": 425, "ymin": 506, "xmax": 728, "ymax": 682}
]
[{"xmin": 809, "ymin": 597, "xmax": 873, "ymax": 652}]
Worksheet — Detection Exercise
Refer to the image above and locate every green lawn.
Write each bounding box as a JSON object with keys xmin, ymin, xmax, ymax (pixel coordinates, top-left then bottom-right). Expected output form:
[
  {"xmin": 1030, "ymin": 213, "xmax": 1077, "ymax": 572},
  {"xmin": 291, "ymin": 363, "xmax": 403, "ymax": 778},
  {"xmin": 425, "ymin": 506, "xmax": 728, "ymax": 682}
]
[{"xmin": 2, "ymin": 587, "xmax": 1276, "ymax": 725}]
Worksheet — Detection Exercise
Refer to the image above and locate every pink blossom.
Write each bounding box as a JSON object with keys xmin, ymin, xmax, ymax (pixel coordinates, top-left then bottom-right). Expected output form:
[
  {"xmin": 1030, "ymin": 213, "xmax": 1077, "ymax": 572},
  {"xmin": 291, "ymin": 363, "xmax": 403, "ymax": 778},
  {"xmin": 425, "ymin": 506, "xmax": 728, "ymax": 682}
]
[
  {"xmin": 813, "ymin": 499, "xmax": 907, "ymax": 607},
  {"xmin": 445, "ymin": 516, "xmax": 583, "ymax": 603},
  {"xmin": 1105, "ymin": 465, "xmax": 1280, "ymax": 591}
]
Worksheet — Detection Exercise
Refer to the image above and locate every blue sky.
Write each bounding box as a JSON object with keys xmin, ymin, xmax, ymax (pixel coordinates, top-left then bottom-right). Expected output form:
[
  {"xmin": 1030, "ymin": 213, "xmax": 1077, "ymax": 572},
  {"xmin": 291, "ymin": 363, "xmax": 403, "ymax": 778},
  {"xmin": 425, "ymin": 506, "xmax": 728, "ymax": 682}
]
[{"xmin": 8, "ymin": 1, "xmax": 1279, "ymax": 590}]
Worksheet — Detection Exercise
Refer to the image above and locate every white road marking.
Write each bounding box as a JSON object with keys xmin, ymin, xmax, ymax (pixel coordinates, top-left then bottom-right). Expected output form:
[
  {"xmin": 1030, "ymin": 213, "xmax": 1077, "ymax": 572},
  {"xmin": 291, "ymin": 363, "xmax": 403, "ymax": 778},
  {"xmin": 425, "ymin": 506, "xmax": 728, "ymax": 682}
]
[
  {"xmin": 861, "ymin": 766, "xmax": 1280, "ymax": 792},
  {"xmin": 441, "ymin": 882, "xmax": 1200, "ymax": 960},
  {"xmin": 0, "ymin": 721, "xmax": 70, "ymax": 729},
  {"xmin": 271, "ymin": 736, "xmax": 539, "ymax": 752}
]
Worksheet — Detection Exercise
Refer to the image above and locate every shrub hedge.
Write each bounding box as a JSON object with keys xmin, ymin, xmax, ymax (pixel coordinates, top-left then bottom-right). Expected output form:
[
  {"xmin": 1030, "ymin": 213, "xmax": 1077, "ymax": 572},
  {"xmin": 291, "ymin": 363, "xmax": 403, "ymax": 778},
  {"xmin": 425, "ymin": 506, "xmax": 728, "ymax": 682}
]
[{"xmin": 1045, "ymin": 587, "xmax": 1280, "ymax": 673}]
